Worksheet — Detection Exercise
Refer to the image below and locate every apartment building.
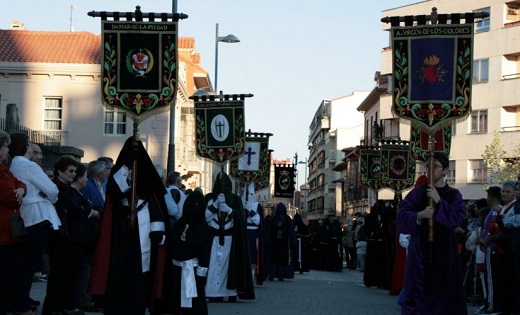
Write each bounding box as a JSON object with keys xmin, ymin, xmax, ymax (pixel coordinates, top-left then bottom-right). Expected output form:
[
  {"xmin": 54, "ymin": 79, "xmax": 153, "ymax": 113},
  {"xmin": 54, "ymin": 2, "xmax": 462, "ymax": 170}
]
[
  {"xmin": 357, "ymin": 0, "xmax": 520, "ymax": 201},
  {"xmin": 306, "ymin": 91, "xmax": 369, "ymax": 220}
]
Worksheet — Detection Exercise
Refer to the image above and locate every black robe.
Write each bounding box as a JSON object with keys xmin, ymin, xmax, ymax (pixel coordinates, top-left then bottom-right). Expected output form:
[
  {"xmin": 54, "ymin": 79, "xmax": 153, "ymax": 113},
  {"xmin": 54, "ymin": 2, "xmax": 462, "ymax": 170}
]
[
  {"xmin": 292, "ymin": 214, "xmax": 310, "ymax": 273},
  {"xmin": 363, "ymin": 201, "xmax": 389, "ymax": 289},
  {"xmin": 170, "ymin": 191, "xmax": 212, "ymax": 315},
  {"xmin": 89, "ymin": 137, "xmax": 171, "ymax": 315}
]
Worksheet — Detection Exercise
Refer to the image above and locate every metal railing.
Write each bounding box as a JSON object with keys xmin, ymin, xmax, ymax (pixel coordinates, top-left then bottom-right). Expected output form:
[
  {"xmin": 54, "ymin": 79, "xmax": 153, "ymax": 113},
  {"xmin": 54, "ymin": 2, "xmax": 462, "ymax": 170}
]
[{"xmin": 0, "ymin": 118, "xmax": 67, "ymax": 145}]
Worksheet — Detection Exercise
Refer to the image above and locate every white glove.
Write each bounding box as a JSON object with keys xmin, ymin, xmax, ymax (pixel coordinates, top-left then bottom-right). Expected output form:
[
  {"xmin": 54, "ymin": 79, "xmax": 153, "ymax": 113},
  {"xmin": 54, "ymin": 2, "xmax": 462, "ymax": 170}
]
[
  {"xmin": 219, "ymin": 203, "xmax": 232, "ymax": 214},
  {"xmin": 399, "ymin": 234, "xmax": 410, "ymax": 250},
  {"xmin": 212, "ymin": 193, "xmax": 225, "ymax": 209},
  {"xmin": 217, "ymin": 193, "xmax": 226, "ymax": 204}
]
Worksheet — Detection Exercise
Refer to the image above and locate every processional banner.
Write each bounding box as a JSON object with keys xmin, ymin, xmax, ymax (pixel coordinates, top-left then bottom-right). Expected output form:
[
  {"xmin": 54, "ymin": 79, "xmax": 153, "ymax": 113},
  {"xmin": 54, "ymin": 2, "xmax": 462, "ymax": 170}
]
[
  {"xmin": 391, "ymin": 24, "xmax": 474, "ymax": 132},
  {"xmin": 359, "ymin": 146, "xmax": 382, "ymax": 191},
  {"xmin": 273, "ymin": 164, "xmax": 295, "ymax": 198},
  {"xmin": 101, "ymin": 20, "xmax": 178, "ymax": 123},
  {"xmin": 230, "ymin": 131, "xmax": 272, "ymax": 185},
  {"xmin": 193, "ymin": 95, "xmax": 246, "ymax": 163},
  {"xmin": 380, "ymin": 140, "xmax": 415, "ymax": 193}
]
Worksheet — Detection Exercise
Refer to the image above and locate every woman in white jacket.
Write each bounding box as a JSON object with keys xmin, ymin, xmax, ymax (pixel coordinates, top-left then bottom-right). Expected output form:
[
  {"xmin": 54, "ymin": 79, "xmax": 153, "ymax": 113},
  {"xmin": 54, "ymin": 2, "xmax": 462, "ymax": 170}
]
[{"xmin": 8, "ymin": 132, "xmax": 60, "ymax": 315}]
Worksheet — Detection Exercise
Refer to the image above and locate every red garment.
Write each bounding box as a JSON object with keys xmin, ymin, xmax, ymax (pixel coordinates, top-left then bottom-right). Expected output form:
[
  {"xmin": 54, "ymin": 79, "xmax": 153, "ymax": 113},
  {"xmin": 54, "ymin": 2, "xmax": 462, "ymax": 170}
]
[
  {"xmin": 390, "ymin": 243, "xmax": 406, "ymax": 294},
  {"xmin": 88, "ymin": 137, "xmax": 170, "ymax": 314},
  {"xmin": 0, "ymin": 164, "xmax": 27, "ymax": 245}
]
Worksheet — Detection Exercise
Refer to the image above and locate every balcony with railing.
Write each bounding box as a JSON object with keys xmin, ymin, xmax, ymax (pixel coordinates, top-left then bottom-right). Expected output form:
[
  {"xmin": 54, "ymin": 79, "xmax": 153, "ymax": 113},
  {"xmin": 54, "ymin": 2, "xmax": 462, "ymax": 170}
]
[{"xmin": 0, "ymin": 118, "xmax": 68, "ymax": 145}]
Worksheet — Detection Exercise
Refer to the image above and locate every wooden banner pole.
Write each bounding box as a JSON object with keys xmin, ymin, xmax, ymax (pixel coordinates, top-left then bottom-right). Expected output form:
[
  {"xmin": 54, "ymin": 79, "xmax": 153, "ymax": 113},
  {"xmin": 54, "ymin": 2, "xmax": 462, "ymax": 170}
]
[
  {"xmin": 130, "ymin": 122, "xmax": 139, "ymax": 230},
  {"xmin": 427, "ymin": 134, "xmax": 435, "ymax": 242}
]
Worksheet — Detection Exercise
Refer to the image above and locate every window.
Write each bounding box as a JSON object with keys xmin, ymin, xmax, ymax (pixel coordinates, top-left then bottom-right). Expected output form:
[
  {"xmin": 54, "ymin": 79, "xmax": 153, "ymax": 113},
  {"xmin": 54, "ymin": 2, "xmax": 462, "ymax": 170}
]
[
  {"xmin": 506, "ymin": 2, "xmax": 520, "ymax": 22},
  {"xmin": 473, "ymin": 59, "xmax": 489, "ymax": 83},
  {"xmin": 475, "ymin": 7, "xmax": 490, "ymax": 32},
  {"xmin": 104, "ymin": 107, "xmax": 127, "ymax": 135},
  {"xmin": 471, "ymin": 110, "xmax": 488, "ymax": 133},
  {"xmin": 317, "ymin": 196, "xmax": 324, "ymax": 211},
  {"xmin": 44, "ymin": 97, "xmax": 62, "ymax": 130},
  {"xmin": 469, "ymin": 159, "xmax": 487, "ymax": 183},
  {"xmin": 446, "ymin": 160, "xmax": 456, "ymax": 184},
  {"xmin": 317, "ymin": 174, "xmax": 324, "ymax": 190}
]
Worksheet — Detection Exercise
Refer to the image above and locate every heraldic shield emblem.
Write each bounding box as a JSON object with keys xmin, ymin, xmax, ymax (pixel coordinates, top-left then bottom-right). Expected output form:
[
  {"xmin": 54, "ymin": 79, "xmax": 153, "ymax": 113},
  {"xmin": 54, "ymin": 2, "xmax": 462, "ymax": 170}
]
[
  {"xmin": 193, "ymin": 96, "xmax": 246, "ymax": 163},
  {"xmin": 101, "ymin": 20, "xmax": 178, "ymax": 123}
]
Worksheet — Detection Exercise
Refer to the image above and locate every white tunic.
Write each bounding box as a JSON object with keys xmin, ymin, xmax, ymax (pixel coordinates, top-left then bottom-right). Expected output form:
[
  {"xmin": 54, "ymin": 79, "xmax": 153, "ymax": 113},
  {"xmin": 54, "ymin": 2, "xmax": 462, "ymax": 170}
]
[{"xmin": 205, "ymin": 199, "xmax": 237, "ymax": 297}]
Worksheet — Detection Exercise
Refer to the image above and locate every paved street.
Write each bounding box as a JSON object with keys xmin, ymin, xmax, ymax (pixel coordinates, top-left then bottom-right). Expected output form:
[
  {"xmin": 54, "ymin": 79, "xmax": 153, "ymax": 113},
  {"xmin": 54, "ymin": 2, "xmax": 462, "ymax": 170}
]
[{"xmin": 29, "ymin": 269, "xmax": 480, "ymax": 315}]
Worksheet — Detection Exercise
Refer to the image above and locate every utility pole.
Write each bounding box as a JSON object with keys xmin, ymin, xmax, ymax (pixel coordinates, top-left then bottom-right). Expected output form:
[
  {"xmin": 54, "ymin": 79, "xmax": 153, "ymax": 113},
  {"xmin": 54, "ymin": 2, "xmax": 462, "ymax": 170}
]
[{"xmin": 167, "ymin": 0, "xmax": 178, "ymax": 175}]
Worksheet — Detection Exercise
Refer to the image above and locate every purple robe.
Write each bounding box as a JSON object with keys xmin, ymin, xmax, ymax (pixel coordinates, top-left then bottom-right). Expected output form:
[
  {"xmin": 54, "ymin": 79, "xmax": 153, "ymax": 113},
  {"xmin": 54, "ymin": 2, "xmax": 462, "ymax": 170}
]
[{"xmin": 397, "ymin": 184, "xmax": 467, "ymax": 315}]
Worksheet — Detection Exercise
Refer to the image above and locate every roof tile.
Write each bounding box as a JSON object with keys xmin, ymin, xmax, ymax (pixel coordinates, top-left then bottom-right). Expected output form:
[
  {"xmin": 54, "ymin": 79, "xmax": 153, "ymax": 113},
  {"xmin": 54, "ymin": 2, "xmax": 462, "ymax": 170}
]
[{"xmin": 0, "ymin": 30, "xmax": 198, "ymax": 65}]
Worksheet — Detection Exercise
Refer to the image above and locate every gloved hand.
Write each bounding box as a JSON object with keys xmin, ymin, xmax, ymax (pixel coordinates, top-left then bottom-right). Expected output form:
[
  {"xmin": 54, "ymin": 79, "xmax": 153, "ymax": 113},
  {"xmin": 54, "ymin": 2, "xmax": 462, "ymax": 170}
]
[
  {"xmin": 248, "ymin": 210, "xmax": 256, "ymax": 217},
  {"xmin": 219, "ymin": 203, "xmax": 232, "ymax": 214},
  {"xmin": 212, "ymin": 193, "xmax": 225, "ymax": 210},
  {"xmin": 217, "ymin": 193, "xmax": 226, "ymax": 205},
  {"xmin": 149, "ymin": 231, "xmax": 165, "ymax": 245}
]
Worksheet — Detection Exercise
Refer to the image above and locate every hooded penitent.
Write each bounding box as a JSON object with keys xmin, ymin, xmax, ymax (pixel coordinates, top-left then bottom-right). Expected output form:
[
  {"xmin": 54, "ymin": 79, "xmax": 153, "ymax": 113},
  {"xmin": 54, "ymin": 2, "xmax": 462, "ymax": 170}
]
[
  {"xmin": 241, "ymin": 182, "xmax": 267, "ymax": 285},
  {"xmin": 89, "ymin": 136, "xmax": 170, "ymax": 315},
  {"xmin": 205, "ymin": 172, "xmax": 255, "ymax": 300}
]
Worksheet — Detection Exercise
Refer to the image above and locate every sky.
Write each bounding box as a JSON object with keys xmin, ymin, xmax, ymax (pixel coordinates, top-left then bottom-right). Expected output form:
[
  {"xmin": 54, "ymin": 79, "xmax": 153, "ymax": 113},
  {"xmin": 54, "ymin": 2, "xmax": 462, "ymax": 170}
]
[{"xmin": 0, "ymin": 0, "xmax": 416, "ymax": 183}]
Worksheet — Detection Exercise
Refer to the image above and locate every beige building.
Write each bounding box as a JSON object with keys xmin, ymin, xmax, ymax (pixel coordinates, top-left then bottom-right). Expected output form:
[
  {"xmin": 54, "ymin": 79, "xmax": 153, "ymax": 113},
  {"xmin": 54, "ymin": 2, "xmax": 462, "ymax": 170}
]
[
  {"xmin": 0, "ymin": 25, "xmax": 215, "ymax": 192},
  {"xmin": 357, "ymin": 0, "xmax": 520, "ymax": 201}
]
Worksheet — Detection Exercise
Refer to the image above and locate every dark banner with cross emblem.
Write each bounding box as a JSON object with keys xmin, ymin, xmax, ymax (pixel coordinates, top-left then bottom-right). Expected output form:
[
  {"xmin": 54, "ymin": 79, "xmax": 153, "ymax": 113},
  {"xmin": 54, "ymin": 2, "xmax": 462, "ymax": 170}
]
[
  {"xmin": 230, "ymin": 130, "xmax": 272, "ymax": 185},
  {"xmin": 380, "ymin": 140, "xmax": 415, "ymax": 193},
  {"xmin": 410, "ymin": 123, "xmax": 452, "ymax": 162},
  {"xmin": 391, "ymin": 24, "xmax": 474, "ymax": 132},
  {"xmin": 359, "ymin": 146, "xmax": 382, "ymax": 191},
  {"xmin": 100, "ymin": 20, "xmax": 178, "ymax": 123},
  {"xmin": 193, "ymin": 95, "xmax": 247, "ymax": 163},
  {"xmin": 273, "ymin": 164, "xmax": 295, "ymax": 198}
]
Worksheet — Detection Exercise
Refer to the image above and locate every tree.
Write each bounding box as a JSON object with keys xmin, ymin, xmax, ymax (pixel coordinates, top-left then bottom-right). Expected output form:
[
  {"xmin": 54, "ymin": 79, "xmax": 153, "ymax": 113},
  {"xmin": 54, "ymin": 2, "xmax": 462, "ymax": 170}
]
[{"xmin": 481, "ymin": 133, "xmax": 520, "ymax": 189}]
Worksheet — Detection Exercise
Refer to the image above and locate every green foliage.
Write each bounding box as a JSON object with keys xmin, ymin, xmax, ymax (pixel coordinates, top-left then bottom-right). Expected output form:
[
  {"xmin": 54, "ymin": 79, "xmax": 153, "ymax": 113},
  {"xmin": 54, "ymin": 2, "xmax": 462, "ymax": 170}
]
[{"xmin": 481, "ymin": 133, "xmax": 520, "ymax": 189}]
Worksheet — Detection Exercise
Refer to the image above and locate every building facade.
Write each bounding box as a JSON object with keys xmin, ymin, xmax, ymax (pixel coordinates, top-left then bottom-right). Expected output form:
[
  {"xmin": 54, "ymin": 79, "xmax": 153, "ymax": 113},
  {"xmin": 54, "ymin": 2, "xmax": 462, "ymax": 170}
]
[
  {"xmin": 0, "ymin": 27, "xmax": 215, "ymax": 192},
  {"xmin": 305, "ymin": 91, "xmax": 369, "ymax": 220},
  {"xmin": 356, "ymin": 0, "xmax": 520, "ymax": 202}
]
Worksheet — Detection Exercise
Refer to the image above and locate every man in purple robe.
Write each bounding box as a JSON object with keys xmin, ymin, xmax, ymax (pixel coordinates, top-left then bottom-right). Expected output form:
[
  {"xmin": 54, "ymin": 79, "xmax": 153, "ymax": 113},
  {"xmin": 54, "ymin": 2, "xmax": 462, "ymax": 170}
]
[{"xmin": 397, "ymin": 152, "xmax": 467, "ymax": 315}]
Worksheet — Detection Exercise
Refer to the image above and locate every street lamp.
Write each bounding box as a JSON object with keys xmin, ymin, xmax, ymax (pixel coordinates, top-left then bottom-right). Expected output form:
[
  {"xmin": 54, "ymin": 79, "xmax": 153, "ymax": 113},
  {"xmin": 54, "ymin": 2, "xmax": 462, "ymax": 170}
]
[
  {"xmin": 167, "ymin": 0, "xmax": 179, "ymax": 175},
  {"xmin": 214, "ymin": 23, "xmax": 240, "ymax": 93},
  {"xmin": 298, "ymin": 157, "xmax": 308, "ymax": 217}
]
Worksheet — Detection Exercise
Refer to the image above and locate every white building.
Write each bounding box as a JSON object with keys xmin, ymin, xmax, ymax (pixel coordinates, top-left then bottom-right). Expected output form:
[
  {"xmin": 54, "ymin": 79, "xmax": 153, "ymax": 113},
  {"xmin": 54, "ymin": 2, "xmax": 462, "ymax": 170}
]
[
  {"xmin": 357, "ymin": 0, "xmax": 520, "ymax": 201},
  {"xmin": 306, "ymin": 91, "xmax": 369, "ymax": 220}
]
